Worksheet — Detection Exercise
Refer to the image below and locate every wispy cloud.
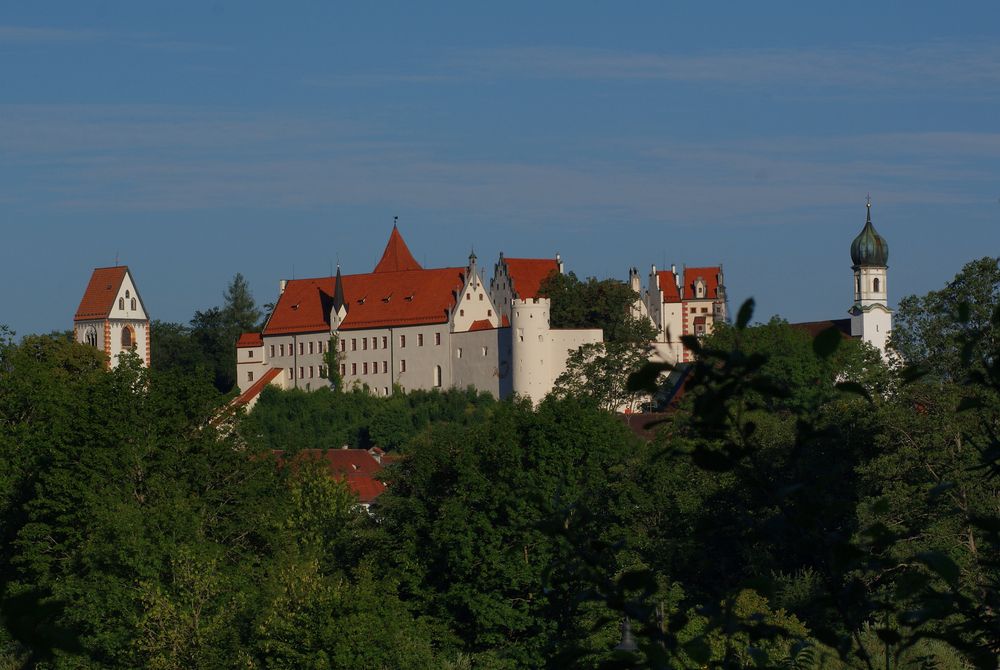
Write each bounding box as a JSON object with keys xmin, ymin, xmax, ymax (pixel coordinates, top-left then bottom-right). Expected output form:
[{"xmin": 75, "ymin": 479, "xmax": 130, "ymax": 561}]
[
  {"xmin": 0, "ymin": 104, "xmax": 994, "ymax": 224},
  {"xmin": 0, "ymin": 25, "xmax": 103, "ymax": 43},
  {"xmin": 309, "ymin": 41, "xmax": 1000, "ymax": 97}
]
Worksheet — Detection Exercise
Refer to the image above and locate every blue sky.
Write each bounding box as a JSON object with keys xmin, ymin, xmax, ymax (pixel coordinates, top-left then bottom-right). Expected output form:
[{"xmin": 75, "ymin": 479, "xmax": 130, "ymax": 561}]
[{"xmin": 2, "ymin": 2, "xmax": 999, "ymax": 336}]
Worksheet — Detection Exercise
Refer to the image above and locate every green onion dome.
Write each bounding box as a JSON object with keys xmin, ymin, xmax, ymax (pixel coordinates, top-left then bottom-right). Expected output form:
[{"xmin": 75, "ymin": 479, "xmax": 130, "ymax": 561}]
[{"xmin": 851, "ymin": 201, "xmax": 889, "ymax": 266}]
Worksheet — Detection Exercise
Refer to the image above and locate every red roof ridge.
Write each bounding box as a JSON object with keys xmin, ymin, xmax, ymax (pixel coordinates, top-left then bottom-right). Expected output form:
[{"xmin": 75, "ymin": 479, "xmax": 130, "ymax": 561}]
[
  {"xmin": 231, "ymin": 367, "xmax": 283, "ymax": 408},
  {"xmin": 373, "ymin": 225, "xmax": 422, "ymax": 273}
]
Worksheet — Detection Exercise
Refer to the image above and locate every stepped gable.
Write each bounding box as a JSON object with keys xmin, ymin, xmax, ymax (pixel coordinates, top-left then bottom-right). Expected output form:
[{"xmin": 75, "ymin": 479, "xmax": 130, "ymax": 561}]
[
  {"xmin": 504, "ymin": 258, "xmax": 559, "ymax": 299},
  {"xmin": 373, "ymin": 224, "xmax": 423, "ymax": 273},
  {"xmin": 74, "ymin": 266, "xmax": 129, "ymax": 320},
  {"xmin": 263, "ymin": 227, "xmax": 466, "ymax": 335},
  {"xmin": 683, "ymin": 267, "xmax": 722, "ymax": 299}
]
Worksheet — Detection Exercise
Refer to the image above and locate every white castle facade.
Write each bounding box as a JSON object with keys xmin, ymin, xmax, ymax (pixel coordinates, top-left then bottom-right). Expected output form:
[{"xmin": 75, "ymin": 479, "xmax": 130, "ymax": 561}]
[{"xmin": 71, "ymin": 201, "xmax": 891, "ymax": 406}]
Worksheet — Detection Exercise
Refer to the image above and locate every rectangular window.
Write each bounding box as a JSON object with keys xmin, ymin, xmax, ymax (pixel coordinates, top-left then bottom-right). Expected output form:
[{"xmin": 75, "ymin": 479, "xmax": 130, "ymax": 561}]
[
  {"xmin": 400, "ymin": 359, "xmax": 406, "ymax": 372},
  {"xmin": 400, "ymin": 335, "xmax": 406, "ymax": 348},
  {"xmin": 340, "ymin": 363, "xmax": 346, "ymax": 377},
  {"xmin": 299, "ymin": 366, "xmax": 304, "ymax": 379},
  {"xmin": 351, "ymin": 363, "xmax": 357, "ymax": 375},
  {"xmin": 288, "ymin": 368, "xmax": 294, "ymax": 380},
  {"xmin": 690, "ymin": 307, "xmax": 697, "ymax": 314},
  {"xmin": 280, "ymin": 344, "xmax": 285, "ymax": 356},
  {"xmin": 435, "ymin": 332, "xmax": 441, "ymax": 345},
  {"xmin": 309, "ymin": 341, "xmax": 314, "ymax": 354},
  {"xmin": 482, "ymin": 346, "xmax": 488, "ymax": 357},
  {"xmin": 248, "ymin": 350, "xmax": 254, "ymax": 359},
  {"xmin": 247, "ymin": 371, "xmax": 254, "ymax": 382},
  {"xmin": 363, "ymin": 338, "xmax": 368, "ymax": 351},
  {"xmin": 363, "ymin": 362, "xmax": 368, "ymax": 375},
  {"xmin": 382, "ymin": 361, "xmax": 388, "ymax": 373},
  {"xmin": 340, "ymin": 339, "xmax": 346, "ymax": 352},
  {"xmin": 351, "ymin": 338, "xmax": 357, "ymax": 351},
  {"xmin": 308, "ymin": 366, "xmax": 314, "ymax": 378},
  {"xmin": 372, "ymin": 337, "xmax": 378, "ymax": 350},
  {"xmin": 299, "ymin": 342, "xmax": 304, "ymax": 355},
  {"xmin": 457, "ymin": 348, "xmax": 462, "ymax": 359},
  {"xmin": 382, "ymin": 336, "xmax": 388, "ymax": 348},
  {"xmin": 270, "ymin": 345, "xmax": 275, "ymax": 357},
  {"xmin": 702, "ymin": 307, "xmax": 708, "ymax": 313},
  {"xmin": 418, "ymin": 333, "xmax": 424, "ymax": 346}
]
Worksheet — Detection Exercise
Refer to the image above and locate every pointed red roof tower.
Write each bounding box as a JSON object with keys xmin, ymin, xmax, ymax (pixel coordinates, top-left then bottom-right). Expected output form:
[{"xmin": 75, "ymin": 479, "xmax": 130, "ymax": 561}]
[{"xmin": 373, "ymin": 224, "xmax": 422, "ymax": 273}]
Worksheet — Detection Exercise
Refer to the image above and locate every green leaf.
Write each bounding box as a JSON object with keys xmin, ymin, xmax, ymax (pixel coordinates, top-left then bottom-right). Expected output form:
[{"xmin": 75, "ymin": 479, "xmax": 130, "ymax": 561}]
[
  {"xmin": 626, "ymin": 361, "xmax": 673, "ymax": 393},
  {"xmin": 916, "ymin": 551, "xmax": 960, "ymax": 586},
  {"xmin": 812, "ymin": 325, "xmax": 842, "ymax": 358},
  {"xmin": 835, "ymin": 381, "xmax": 872, "ymax": 403},
  {"xmin": 736, "ymin": 298, "xmax": 755, "ymax": 330},
  {"xmin": 683, "ymin": 637, "xmax": 712, "ymax": 664}
]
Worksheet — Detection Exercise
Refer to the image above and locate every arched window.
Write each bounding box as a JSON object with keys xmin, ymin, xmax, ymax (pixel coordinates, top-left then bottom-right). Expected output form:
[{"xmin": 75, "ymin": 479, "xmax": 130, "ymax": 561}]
[
  {"xmin": 119, "ymin": 298, "xmax": 125, "ymax": 310},
  {"xmin": 85, "ymin": 326, "xmax": 97, "ymax": 347},
  {"xmin": 873, "ymin": 277, "xmax": 880, "ymax": 293},
  {"xmin": 121, "ymin": 327, "xmax": 133, "ymax": 349},
  {"xmin": 433, "ymin": 365, "xmax": 442, "ymax": 387},
  {"xmin": 131, "ymin": 298, "xmax": 136, "ymax": 310},
  {"xmin": 125, "ymin": 290, "xmax": 130, "ymax": 299}
]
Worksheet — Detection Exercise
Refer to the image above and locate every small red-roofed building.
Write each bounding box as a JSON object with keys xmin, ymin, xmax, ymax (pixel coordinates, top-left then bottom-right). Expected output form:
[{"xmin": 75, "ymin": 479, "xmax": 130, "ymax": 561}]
[
  {"xmin": 236, "ymin": 332, "xmax": 266, "ymax": 393},
  {"xmin": 74, "ymin": 266, "xmax": 151, "ymax": 368},
  {"xmin": 275, "ymin": 447, "xmax": 388, "ymax": 509}
]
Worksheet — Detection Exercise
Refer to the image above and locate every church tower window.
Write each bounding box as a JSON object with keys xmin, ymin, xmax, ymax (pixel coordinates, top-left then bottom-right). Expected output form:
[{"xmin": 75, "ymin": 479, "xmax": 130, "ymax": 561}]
[
  {"xmin": 131, "ymin": 298, "xmax": 136, "ymax": 310},
  {"xmin": 122, "ymin": 327, "xmax": 133, "ymax": 349},
  {"xmin": 873, "ymin": 277, "xmax": 880, "ymax": 293},
  {"xmin": 119, "ymin": 298, "xmax": 125, "ymax": 310},
  {"xmin": 85, "ymin": 326, "xmax": 97, "ymax": 347}
]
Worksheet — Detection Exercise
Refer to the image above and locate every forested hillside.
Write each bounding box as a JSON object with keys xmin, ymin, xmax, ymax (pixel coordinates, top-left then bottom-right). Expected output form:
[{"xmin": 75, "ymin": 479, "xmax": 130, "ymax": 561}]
[{"xmin": 1, "ymin": 258, "xmax": 999, "ymax": 669}]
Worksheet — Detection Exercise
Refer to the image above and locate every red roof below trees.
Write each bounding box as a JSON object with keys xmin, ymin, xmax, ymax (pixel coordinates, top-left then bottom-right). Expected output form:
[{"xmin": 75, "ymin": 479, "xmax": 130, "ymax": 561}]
[
  {"xmin": 274, "ymin": 448, "xmax": 387, "ymax": 504},
  {"xmin": 74, "ymin": 266, "xmax": 128, "ymax": 320}
]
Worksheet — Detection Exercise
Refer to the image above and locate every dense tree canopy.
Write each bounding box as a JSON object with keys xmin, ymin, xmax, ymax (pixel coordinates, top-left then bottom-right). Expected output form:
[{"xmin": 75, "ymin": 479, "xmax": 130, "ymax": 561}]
[{"xmin": 3, "ymin": 256, "xmax": 1000, "ymax": 668}]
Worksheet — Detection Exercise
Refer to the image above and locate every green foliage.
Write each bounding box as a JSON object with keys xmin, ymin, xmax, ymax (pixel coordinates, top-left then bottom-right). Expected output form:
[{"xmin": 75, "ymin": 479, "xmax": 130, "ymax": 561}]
[
  {"xmin": 538, "ymin": 271, "xmax": 656, "ymax": 343},
  {"xmin": 553, "ymin": 340, "xmax": 653, "ymax": 413}
]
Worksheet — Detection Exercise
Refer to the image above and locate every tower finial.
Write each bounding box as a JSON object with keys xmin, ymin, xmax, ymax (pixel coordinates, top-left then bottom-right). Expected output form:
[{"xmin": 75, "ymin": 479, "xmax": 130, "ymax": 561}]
[
  {"xmin": 866, "ymin": 194, "xmax": 872, "ymax": 222},
  {"xmin": 393, "ymin": 215, "xmax": 398, "ymax": 229}
]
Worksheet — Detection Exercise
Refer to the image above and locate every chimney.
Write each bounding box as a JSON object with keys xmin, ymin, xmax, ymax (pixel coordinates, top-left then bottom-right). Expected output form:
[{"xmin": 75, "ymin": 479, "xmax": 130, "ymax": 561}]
[{"xmin": 279, "ymin": 279, "xmax": 288, "ymax": 295}]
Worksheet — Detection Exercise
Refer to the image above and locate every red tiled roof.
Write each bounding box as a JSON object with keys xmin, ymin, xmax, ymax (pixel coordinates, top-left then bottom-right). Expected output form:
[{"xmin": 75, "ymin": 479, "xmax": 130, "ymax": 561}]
[
  {"xmin": 74, "ymin": 266, "xmax": 128, "ymax": 320},
  {"xmin": 236, "ymin": 332, "xmax": 263, "ymax": 348},
  {"xmin": 468, "ymin": 319, "xmax": 493, "ymax": 331},
  {"xmin": 683, "ymin": 267, "xmax": 722, "ymax": 300},
  {"xmin": 275, "ymin": 448, "xmax": 387, "ymax": 504},
  {"xmin": 373, "ymin": 226, "xmax": 422, "ymax": 273},
  {"xmin": 263, "ymin": 267, "xmax": 468, "ymax": 334},
  {"xmin": 505, "ymin": 258, "xmax": 560, "ymax": 299},
  {"xmin": 656, "ymin": 271, "xmax": 682, "ymax": 303},
  {"xmin": 231, "ymin": 367, "xmax": 283, "ymax": 408}
]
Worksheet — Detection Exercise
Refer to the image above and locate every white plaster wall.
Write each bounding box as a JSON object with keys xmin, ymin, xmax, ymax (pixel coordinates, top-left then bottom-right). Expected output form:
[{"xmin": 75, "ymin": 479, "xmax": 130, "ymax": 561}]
[
  {"xmin": 511, "ymin": 298, "xmax": 551, "ymax": 403},
  {"xmin": 452, "ymin": 270, "xmax": 500, "ymax": 332},
  {"xmin": 236, "ymin": 344, "xmax": 267, "ymax": 394},
  {"xmin": 108, "ymin": 320, "xmax": 149, "ymax": 369},
  {"xmin": 107, "ymin": 272, "xmax": 148, "ymax": 321},
  {"xmin": 452, "ymin": 329, "xmax": 501, "ymax": 396},
  {"xmin": 263, "ymin": 331, "xmax": 330, "ymax": 391}
]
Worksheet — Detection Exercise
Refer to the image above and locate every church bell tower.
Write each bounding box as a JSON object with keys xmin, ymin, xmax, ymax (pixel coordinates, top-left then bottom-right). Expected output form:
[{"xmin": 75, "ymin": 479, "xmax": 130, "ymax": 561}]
[{"xmin": 849, "ymin": 197, "xmax": 892, "ymax": 357}]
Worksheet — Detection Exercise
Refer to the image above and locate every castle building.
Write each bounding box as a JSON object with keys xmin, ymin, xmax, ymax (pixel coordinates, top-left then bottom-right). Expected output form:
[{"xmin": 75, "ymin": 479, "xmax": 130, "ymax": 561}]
[
  {"xmin": 636, "ymin": 264, "xmax": 727, "ymax": 364},
  {"xmin": 73, "ymin": 266, "xmax": 151, "ymax": 368}
]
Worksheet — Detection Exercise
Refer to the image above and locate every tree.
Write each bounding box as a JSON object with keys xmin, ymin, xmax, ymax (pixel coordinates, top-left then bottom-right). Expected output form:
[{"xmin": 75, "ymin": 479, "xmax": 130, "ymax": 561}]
[
  {"xmin": 552, "ymin": 340, "xmax": 652, "ymax": 412},
  {"xmin": 222, "ymin": 272, "xmax": 263, "ymax": 335},
  {"xmin": 538, "ymin": 271, "xmax": 656, "ymax": 343},
  {"xmin": 890, "ymin": 256, "xmax": 1000, "ymax": 379}
]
